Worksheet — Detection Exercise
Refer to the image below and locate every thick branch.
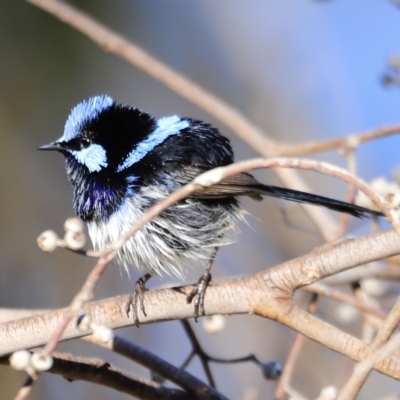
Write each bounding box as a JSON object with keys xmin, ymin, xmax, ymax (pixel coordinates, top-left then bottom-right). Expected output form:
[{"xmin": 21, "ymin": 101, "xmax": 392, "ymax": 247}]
[{"xmin": 2, "ymin": 228, "xmax": 400, "ymax": 379}]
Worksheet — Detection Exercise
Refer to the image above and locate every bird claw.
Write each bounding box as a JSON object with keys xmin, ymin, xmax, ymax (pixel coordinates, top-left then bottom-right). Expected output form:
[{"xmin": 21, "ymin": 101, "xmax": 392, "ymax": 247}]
[
  {"xmin": 186, "ymin": 272, "xmax": 212, "ymax": 321},
  {"xmin": 125, "ymin": 273, "xmax": 151, "ymax": 327}
]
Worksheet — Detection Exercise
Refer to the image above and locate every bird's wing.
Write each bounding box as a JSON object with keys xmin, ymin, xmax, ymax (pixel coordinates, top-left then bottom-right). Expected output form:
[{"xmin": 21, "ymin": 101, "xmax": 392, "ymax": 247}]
[{"xmin": 192, "ymin": 171, "xmax": 265, "ymax": 200}]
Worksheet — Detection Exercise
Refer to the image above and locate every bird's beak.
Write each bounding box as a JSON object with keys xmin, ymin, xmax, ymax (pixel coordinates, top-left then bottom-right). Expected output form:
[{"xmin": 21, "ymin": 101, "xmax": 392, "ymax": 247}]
[{"xmin": 37, "ymin": 141, "xmax": 64, "ymax": 152}]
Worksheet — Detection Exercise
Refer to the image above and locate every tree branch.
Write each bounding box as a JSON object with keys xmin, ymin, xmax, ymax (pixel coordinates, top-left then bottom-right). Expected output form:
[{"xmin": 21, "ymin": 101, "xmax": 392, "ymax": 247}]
[
  {"xmin": 2, "ymin": 353, "xmax": 193, "ymax": 400},
  {"xmin": 2, "ymin": 227, "xmax": 400, "ymax": 379}
]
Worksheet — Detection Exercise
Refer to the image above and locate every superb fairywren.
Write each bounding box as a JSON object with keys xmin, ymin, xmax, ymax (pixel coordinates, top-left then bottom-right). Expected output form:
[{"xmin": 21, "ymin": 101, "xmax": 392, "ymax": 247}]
[{"xmin": 39, "ymin": 95, "xmax": 382, "ymax": 324}]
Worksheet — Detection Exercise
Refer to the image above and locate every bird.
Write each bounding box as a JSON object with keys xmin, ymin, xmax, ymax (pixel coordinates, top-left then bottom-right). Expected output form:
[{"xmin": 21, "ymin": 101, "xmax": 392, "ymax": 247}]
[{"xmin": 39, "ymin": 95, "xmax": 383, "ymax": 325}]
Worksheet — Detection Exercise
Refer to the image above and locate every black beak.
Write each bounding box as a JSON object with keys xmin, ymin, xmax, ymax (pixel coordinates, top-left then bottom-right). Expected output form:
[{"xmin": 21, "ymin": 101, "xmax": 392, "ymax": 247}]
[{"xmin": 37, "ymin": 142, "xmax": 64, "ymax": 152}]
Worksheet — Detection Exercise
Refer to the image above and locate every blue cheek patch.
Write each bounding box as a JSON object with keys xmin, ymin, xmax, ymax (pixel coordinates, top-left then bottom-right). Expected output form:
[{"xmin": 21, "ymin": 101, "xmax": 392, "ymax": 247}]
[
  {"xmin": 116, "ymin": 116, "xmax": 189, "ymax": 172},
  {"xmin": 71, "ymin": 144, "xmax": 108, "ymax": 173}
]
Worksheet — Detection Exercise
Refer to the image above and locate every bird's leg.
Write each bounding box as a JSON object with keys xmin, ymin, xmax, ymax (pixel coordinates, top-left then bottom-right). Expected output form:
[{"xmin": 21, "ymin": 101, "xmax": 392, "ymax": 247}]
[
  {"xmin": 125, "ymin": 273, "xmax": 152, "ymax": 327},
  {"xmin": 186, "ymin": 247, "xmax": 219, "ymax": 321}
]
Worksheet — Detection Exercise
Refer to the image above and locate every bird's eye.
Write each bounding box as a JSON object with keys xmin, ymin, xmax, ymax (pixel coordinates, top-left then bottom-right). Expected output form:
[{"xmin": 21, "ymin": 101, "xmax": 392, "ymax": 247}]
[{"xmin": 80, "ymin": 138, "xmax": 91, "ymax": 149}]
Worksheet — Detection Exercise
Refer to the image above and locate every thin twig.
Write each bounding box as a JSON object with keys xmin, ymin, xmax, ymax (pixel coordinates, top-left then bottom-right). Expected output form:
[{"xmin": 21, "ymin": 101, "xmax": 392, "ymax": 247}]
[
  {"xmin": 319, "ymin": 262, "xmax": 400, "ymax": 285},
  {"xmin": 338, "ymin": 295, "xmax": 400, "ymax": 400},
  {"xmin": 12, "ymin": 255, "xmax": 112, "ymax": 400},
  {"xmin": 336, "ymin": 147, "xmax": 357, "ymax": 238},
  {"xmin": 180, "ymin": 320, "xmax": 279, "ymax": 383},
  {"xmin": 275, "ymin": 293, "xmax": 318, "ymax": 400},
  {"xmin": 91, "ymin": 334, "xmax": 227, "ymax": 400},
  {"xmin": 371, "ymin": 296, "xmax": 400, "ymax": 350},
  {"xmin": 13, "ymin": 376, "xmax": 33, "ymax": 400},
  {"xmin": 272, "ymin": 125, "xmax": 400, "ymax": 156},
  {"xmin": 180, "ymin": 320, "xmax": 216, "ymax": 388},
  {"xmin": 338, "ymin": 331, "xmax": 400, "ymax": 400},
  {"xmin": 42, "ymin": 256, "xmax": 110, "ymax": 355},
  {"xmin": 352, "ymin": 282, "xmax": 377, "ymax": 344},
  {"xmin": 303, "ymin": 283, "xmax": 389, "ymax": 322},
  {"xmin": 180, "ymin": 350, "xmax": 196, "ymax": 371}
]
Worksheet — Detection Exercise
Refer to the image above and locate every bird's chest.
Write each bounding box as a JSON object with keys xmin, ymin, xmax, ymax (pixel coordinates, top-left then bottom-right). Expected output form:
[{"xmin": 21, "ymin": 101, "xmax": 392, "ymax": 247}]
[
  {"xmin": 68, "ymin": 162, "xmax": 128, "ymax": 222},
  {"xmin": 85, "ymin": 186, "xmax": 242, "ymax": 277},
  {"xmin": 73, "ymin": 184, "xmax": 123, "ymax": 222}
]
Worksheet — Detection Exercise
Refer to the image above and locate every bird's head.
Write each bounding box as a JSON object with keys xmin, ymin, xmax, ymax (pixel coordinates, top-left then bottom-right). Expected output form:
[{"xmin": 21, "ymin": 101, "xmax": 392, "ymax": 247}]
[
  {"xmin": 38, "ymin": 95, "xmax": 159, "ymax": 175},
  {"xmin": 38, "ymin": 95, "xmax": 191, "ymax": 221}
]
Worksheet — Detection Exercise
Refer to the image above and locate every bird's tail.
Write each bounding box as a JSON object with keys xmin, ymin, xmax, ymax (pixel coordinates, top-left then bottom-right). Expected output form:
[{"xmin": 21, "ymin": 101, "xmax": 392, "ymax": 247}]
[{"xmin": 254, "ymin": 184, "xmax": 383, "ymax": 218}]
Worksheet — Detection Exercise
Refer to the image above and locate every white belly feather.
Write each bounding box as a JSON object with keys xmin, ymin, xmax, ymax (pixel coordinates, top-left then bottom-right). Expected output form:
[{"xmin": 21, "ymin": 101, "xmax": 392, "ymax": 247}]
[{"xmin": 87, "ymin": 186, "xmax": 243, "ymax": 279}]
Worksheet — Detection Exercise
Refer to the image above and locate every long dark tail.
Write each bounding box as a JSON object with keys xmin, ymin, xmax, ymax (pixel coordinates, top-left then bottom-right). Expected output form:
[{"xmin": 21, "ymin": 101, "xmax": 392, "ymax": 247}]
[{"xmin": 254, "ymin": 184, "xmax": 383, "ymax": 218}]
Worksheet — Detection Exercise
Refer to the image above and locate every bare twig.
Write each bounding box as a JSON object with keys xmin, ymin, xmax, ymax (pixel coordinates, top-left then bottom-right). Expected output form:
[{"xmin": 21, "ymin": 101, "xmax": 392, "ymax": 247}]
[
  {"xmin": 338, "ymin": 333, "xmax": 400, "ymax": 400},
  {"xmin": 180, "ymin": 320, "xmax": 280, "ymax": 385},
  {"xmin": 12, "ymin": 255, "xmax": 113, "ymax": 399},
  {"xmin": 336, "ymin": 146, "xmax": 357, "ymax": 238},
  {"xmin": 352, "ymin": 282, "xmax": 377, "ymax": 344},
  {"xmin": 13, "ymin": 377, "xmax": 33, "ymax": 400},
  {"xmin": 271, "ymin": 125, "xmax": 400, "ymax": 157},
  {"xmin": 372, "ymin": 296, "xmax": 400, "ymax": 349},
  {"xmin": 303, "ymin": 283, "xmax": 389, "ymax": 322},
  {"xmin": 319, "ymin": 262, "xmax": 400, "ymax": 285},
  {"xmin": 42, "ymin": 256, "xmax": 111, "ymax": 356},
  {"xmin": 92, "ymin": 334, "xmax": 227, "ymax": 400},
  {"xmin": 72, "ymin": 314, "xmax": 225, "ymax": 398},
  {"xmin": 275, "ymin": 293, "xmax": 318, "ymax": 400},
  {"xmin": 180, "ymin": 320, "xmax": 216, "ymax": 388},
  {"xmin": 338, "ymin": 296, "xmax": 400, "ymax": 400}
]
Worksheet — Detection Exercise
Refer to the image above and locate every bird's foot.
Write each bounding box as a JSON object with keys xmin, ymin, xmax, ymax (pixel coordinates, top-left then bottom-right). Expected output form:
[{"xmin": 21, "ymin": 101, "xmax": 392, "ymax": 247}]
[
  {"xmin": 125, "ymin": 273, "xmax": 151, "ymax": 327},
  {"xmin": 186, "ymin": 272, "xmax": 212, "ymax": 321}
]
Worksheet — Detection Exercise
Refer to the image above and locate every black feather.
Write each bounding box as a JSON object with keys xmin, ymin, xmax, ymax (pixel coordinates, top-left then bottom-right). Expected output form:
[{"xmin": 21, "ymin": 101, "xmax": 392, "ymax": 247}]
[{"xmin": 246, "ymin": 184, "xmax": 382, "ymax": 218}]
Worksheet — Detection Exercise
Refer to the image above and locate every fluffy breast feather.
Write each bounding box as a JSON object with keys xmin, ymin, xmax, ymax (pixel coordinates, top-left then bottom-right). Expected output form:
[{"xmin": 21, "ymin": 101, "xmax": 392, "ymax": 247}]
[{"xmin": 87, "ymin": 186, "xmax": 244, "ymax": 278}]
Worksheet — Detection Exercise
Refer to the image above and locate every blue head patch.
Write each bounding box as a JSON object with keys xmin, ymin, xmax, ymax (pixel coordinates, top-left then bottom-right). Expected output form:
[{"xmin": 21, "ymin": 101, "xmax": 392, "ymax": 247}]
[
  {"xmin": 58, "ymin": 96, "xmax": 114, "ymax": 173},
  {"xmin": 63, "ymin": 95, "xmax": 114, "ymax": 141}
]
